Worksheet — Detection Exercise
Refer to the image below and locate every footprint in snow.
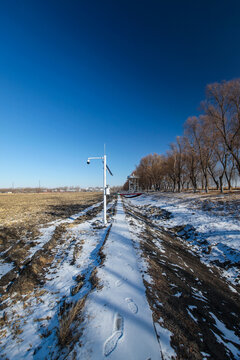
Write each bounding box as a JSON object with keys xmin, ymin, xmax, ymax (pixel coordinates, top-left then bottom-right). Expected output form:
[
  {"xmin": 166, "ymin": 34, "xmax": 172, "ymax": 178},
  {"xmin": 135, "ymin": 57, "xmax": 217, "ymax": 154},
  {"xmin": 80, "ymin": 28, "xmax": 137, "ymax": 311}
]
[
  {"xmin": 104, "ymin": 330, "xmax": 122, "ymax": 357},
  {"xmin": 104, "ymin": 313, "xmax": 124, "ymax": 357},
  {"xmin": 115, "ymin": 279, "xmax": 123, "ymax": 287},
  {"xmin": 125, "ymin": 298, "xmax": 138, "ymax": 314},
  {"xmin": 126, "ymin": 264, "xmax": 134, "ymax": 271}
]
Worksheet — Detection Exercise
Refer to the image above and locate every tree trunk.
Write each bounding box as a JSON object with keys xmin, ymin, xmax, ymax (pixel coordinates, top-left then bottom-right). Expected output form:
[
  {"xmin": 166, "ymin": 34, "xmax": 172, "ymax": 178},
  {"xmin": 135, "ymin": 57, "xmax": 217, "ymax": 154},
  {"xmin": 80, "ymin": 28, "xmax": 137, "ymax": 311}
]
[
  {"xmin": 204, "ymin": 173, "xmax": 209, "ymax": 193},
  {"xmin": 190, "ymin": 175, "xmax": 197, "ymax": 193},
  {"xmin": 226, "ymin": 143, "xmax": 240, "ymax": 176},
  {"xmin": 224, "ymin": 167, "xmax": 233, "ymax": 191},
  {"xmin": 177, "ymin": 180, "xmax": 181, "ymax": 192},
  {"xmin": 208, "ymin": 166, "xmax": 219, "ymax": 190},
  {"xmin": 172, "ymin": 179, "xmax": 176, "ymax": 192},
  {"xmin": 201, "ymin": 176, "xmax": 204, "ymax": 191},
  {"xmin": 219, "ymin": 175, "xmax": 224, "ymax": 193},
  {"xmin": 227, "ymin": 178, "xmax": 232, "ymax": 191},
  {"xmin": 193, "ymin": 178, "xmax": 197, "ymax": 193}
]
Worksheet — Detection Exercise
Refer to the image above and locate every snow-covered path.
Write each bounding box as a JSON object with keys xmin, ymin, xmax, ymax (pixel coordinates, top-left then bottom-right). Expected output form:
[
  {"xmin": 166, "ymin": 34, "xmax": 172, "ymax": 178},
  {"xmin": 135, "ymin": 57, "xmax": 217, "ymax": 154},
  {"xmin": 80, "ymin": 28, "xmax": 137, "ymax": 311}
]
[{"xmin": 76, "ymin": 197, "xmax": 161, "ymax": 359}]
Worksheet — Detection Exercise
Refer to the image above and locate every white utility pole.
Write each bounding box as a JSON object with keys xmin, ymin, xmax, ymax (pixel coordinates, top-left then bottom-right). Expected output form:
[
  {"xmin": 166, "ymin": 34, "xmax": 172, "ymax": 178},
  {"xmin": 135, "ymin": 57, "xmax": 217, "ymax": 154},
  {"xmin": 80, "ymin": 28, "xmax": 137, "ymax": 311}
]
[
  {"xmin": 87, "ymin": 147, "xmax": 113, "ymax": 226},
  {"xmin": 103, "ymin": 152, "xmax": 107, "ymax": 225}
]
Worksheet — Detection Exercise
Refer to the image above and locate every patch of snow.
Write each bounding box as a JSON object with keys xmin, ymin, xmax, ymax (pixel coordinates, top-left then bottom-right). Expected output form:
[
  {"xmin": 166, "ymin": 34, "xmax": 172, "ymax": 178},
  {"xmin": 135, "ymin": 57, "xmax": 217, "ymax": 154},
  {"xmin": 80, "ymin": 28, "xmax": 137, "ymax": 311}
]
[
  {"xmin": 0, "ymin": 259, "xmax": 14, "ymax": 277},
  {"xmin": 152, "ymin": 238, "xmax": 165, "ymax": 253},
  {"xmin": 26, "ymin": 225, "xmax": 56, "ymax": 259},
  {"xmin": 187, "ymin": 306, "xmax": 198, "ymax": 322},
  {"xmin": 155, "ymin": 320, "xmax": 177, "ymax": 359},
  {"xmin": 174, "ymin": 292, "xmax": 182, "ymax": 298},
  {"xmin": 201, "ymin": 351, "xmax": 211, "ymax": 359},
  {"xmin": 210, "ymin": 312, "xmax": 240, "ymax": 358},
  {"xmin": 192, "ymin": 288, "xmax": 208, "ymax": 302},
  {"xmin": 228, "ymin": 284, "xmax": 238, "ymax": 293}
]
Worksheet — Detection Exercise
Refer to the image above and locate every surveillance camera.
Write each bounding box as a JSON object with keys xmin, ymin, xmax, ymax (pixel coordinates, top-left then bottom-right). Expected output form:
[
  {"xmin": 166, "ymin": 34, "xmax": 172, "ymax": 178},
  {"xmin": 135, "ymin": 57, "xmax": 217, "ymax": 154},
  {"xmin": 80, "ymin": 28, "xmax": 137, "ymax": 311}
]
[{"xmin": 87, "ymin": 159, "xmax": 90, "ymax": 164}]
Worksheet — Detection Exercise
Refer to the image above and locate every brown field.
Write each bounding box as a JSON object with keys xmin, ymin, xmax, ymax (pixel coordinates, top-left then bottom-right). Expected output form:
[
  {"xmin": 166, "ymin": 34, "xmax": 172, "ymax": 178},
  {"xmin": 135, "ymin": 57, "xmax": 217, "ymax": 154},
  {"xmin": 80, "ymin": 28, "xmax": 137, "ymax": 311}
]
[
  {"xmin": 0, "ymin": 192, "xmax": 103, "ymax": 256},
  {"xmin": 0, "ymin": 192, "xmax": 102, "ymax": 228},
  {"xmin": 0, "ymin": 191, "xmax": 104, "ymax": 297}
]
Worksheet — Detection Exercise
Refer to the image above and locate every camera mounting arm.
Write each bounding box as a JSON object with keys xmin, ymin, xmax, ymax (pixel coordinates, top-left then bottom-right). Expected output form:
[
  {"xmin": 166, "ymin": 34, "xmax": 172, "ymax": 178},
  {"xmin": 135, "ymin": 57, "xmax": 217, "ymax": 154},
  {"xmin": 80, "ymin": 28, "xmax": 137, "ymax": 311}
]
[{"xmin": 87, "ymin": 156, "xmax": 103, "ymax": 164}]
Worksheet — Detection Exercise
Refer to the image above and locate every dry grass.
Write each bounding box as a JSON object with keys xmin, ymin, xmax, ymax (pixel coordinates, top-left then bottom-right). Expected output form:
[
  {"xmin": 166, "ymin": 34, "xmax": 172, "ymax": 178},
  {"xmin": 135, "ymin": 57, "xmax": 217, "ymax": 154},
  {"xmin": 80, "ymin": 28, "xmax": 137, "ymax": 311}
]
[{"xmin": 58, "ymin": 297, "xmax": 86, "ymax": 347}]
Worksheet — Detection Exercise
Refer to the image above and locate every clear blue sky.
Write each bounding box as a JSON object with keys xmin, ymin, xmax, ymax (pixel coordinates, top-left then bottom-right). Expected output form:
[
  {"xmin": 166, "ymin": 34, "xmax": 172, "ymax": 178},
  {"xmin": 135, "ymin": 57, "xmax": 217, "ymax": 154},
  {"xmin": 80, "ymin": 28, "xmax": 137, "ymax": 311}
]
[{"xmin": 0, "ymin": 0, "xmax": 240, "ymax": 188}]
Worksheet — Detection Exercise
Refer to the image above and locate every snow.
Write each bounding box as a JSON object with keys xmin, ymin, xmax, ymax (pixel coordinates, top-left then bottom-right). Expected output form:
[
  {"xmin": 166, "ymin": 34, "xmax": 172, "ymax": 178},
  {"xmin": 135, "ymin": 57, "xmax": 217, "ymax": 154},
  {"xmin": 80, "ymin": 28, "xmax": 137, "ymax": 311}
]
[
  {"xmin": 26, "ymin": 225, "xmax": 56, "ymax": 259},
  {"xmin": 0, "ymin": 259, "xmax": 14, "ymax": 278},
  {"xmin": 124, "ymin": 214, "xmax": 153, "ymax": 285},
  {"xmin": 155, "ymin": 321, "xmax": 177, "ymax": 360},
  {"xmin": 210, "ymin": 312, "xmax": 240, "ymax": 358},
  {"xmin": 74, "ymin": 198, "xmax": 161, "ymax": 359},
  {"xmin": 187, "ymin": 306, "xmax": 198, "ymax": 322},
  {"xmin": 128, "ymin": 193, "xmax": 240, "ymax": 286},
  {"xmin": 201, "ymin": 351, "xmax": 211, "ymax": 359}
]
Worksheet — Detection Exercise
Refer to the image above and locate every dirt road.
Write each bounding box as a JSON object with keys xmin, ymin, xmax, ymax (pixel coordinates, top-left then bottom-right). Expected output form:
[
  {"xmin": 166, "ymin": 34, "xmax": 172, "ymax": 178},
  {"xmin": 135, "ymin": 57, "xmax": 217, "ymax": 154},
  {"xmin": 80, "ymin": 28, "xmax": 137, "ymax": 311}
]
[{"xmin": 0, "ymin": 195, "xmax": 239, "ymax": 359}]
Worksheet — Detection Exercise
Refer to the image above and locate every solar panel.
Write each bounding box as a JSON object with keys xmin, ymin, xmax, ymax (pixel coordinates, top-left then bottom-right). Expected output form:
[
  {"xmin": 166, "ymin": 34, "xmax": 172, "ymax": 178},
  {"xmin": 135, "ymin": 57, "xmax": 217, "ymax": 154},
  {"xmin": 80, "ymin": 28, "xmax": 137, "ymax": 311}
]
[{"xmin": 106, "ymin": 164, "xmax": 113, "ymax": 176}]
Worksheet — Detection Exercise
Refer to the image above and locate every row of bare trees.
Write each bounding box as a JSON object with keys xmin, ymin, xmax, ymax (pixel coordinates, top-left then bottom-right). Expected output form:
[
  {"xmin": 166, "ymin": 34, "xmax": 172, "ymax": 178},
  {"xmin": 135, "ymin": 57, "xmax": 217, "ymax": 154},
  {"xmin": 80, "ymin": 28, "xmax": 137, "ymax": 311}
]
[{"xmin": 124, "ymin": 79, "xmax": 240, "ymax": 193}]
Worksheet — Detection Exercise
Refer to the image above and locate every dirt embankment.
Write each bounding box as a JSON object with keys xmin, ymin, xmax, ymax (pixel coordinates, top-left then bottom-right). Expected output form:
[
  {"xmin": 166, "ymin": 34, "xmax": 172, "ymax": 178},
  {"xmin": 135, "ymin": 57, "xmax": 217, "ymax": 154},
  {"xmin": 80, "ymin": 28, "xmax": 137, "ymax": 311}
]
[{"xmin": 124, "ymin": 202, "xmax": 240, "ymax": 360}]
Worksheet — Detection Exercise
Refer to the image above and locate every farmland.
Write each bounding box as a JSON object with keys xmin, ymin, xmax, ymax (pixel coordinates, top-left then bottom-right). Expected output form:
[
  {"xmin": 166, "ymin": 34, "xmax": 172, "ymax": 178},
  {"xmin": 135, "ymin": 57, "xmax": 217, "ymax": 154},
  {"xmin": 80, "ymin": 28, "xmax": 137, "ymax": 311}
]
[
  {"xmin": 0, "ymin": 192, "xmax": 103, "ymax": 228},
  {"xmin": 0, "ymin": 191, "xmax": 240, "ymax": 359}
]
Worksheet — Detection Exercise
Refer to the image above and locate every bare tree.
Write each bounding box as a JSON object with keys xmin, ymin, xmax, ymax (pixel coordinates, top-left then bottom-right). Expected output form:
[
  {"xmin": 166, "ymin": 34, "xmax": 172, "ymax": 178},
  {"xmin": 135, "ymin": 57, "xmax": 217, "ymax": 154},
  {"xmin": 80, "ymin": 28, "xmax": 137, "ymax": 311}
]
[
  {"xmin": 163, "ymin": 151, "xmax": 178, "ymax": 192},
  {"xmin": 205, "ymin": 79, "xmax": 240, "ymax": 175},
  {"xmin": 134, "ymin": 154, "xmax": 163, "ymax": 191},
  {"xmin": 184, "ymin": 116, "xmax": 213, "ymax": 192},
  {"xmin": 182, "ymin": 135, "xmax": 200, "ymax": 193},
  {"xmin": 174, "ymin": 136, "xmax": 185, "ymax": 192}
]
